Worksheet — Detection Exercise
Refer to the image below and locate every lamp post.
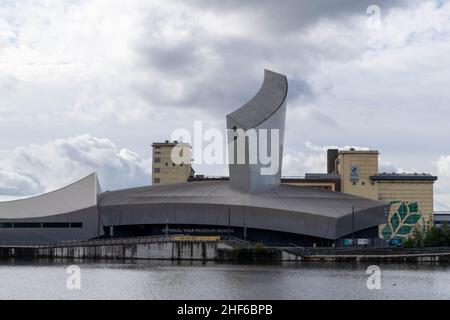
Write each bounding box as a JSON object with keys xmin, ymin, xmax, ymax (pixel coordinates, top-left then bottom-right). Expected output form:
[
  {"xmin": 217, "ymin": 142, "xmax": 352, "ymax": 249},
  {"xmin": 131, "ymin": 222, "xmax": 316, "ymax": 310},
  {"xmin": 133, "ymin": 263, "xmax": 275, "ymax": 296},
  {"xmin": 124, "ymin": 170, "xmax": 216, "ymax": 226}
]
[
  {"xmin": 228, "ymin": 206, "xmax": 231, "ymax": 240},
  {"xmin": 384, "ymin": 206, "xmax": 389, "ymax": 247},
  {"xmin": 243, "ymin": 206, "xmax": 247, "ymax": 241},
  {"xmin": 352, "ymin": 206, "xmax": 355, "ymax": 247}
]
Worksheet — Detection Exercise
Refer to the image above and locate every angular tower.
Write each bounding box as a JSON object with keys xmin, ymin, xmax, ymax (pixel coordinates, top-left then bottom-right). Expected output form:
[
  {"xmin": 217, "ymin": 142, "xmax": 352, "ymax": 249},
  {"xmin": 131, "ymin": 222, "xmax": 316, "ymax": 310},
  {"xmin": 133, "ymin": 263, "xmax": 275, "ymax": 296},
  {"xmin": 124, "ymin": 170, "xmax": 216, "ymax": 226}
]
[{"xmin": 226, "ymin": 69, "xmax": 288, "ymax": 193}]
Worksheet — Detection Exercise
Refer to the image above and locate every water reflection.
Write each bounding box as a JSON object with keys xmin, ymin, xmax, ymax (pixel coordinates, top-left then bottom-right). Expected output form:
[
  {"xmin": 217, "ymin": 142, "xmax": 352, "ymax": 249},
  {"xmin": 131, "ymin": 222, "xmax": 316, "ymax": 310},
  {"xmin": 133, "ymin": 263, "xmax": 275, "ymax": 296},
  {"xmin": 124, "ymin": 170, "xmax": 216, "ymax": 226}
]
[{"xmin": 0, "ymin": 259, "xmax": 449, "ymax": 299}]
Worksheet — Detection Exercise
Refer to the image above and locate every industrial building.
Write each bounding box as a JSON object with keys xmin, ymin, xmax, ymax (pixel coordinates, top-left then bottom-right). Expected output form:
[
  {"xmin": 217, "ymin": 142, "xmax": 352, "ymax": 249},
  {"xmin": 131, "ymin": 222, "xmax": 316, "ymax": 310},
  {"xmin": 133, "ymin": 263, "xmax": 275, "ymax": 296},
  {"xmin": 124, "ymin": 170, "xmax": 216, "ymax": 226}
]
[
  {"xmin": 152, "ymin": 141, "xmax": 193, "ymax": 185},
  {"xmin": 0, "ymin": 69, "xmax": 424, "ymax": 246},
  {"xmin": 185, "ymin": 148, "xmax": 438, "ymax": 242}
]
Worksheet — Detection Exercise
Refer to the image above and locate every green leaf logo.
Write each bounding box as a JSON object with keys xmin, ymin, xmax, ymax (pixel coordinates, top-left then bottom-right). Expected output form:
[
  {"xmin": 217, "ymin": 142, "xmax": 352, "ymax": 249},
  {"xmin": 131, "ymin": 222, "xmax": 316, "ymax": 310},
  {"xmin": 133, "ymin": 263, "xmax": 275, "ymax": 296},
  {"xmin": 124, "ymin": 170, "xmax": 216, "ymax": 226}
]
[{"xmin": 381, "ymin": 201, "xmax": 423, "ymax": 240}]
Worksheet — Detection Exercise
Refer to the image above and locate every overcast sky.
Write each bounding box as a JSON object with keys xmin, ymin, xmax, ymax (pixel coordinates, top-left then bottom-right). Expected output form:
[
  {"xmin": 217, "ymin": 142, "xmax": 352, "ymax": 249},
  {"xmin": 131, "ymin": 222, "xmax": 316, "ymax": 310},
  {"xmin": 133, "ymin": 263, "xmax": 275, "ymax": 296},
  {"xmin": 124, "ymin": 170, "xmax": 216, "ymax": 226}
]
[{"xmin": 1, "ymin": 0, "xmax": 450, "ymax": 210}]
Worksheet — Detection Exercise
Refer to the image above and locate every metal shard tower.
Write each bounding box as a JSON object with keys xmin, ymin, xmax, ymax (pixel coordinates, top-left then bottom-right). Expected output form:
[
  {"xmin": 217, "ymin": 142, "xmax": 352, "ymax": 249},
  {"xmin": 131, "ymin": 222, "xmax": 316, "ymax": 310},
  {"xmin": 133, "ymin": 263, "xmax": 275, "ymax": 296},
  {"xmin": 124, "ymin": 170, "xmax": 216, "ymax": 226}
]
[{"xmin": 226, "ymin": 69, "xmax": 288, "ymax": 193}]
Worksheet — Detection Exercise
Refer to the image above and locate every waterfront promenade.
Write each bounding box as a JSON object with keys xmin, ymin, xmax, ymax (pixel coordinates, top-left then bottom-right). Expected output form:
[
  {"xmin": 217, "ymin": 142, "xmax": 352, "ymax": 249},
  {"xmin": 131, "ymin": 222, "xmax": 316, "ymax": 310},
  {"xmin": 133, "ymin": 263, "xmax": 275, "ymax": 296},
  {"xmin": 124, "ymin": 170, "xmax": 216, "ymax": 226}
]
[{"xmin": 2, "ymin": 236, "xmax": 450, "ymax": 263}]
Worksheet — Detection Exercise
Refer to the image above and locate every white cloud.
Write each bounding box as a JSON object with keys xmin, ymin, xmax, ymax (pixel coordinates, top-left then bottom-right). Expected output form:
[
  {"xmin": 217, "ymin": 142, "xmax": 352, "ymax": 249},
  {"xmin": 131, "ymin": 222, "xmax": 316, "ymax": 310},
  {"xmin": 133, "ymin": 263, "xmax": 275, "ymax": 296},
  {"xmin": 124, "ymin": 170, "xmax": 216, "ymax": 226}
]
[
  {"xmin": 304, "ymin": 141, "xmax": 371, "ymax": 152},
  {"xmin": 436, "ymin": 155, "xmax": 450, "ymax": 177},
  {"xmin": 435, "ymin": 155, "xmax": 450, "ymax": 210},
  {"xmin": 0, "ymin": 134, "xmax": 150, "ymax": 200},
  {"xmin": 282, "ymin": 151, "xmax": 326, "ymax": 177}
]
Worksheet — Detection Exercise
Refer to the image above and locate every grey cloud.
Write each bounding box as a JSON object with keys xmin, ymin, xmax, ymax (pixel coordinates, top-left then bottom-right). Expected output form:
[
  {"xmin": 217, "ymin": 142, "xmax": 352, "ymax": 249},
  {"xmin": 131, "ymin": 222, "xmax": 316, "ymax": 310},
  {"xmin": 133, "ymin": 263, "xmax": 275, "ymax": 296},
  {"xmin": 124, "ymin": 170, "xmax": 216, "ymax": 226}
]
[
  {"xmin": 289, "ymin": 78, "xmax": 316, "ymax": 101},
  {"xmin": 0, "ymin": 170, "xmax": 40, "ymax": 196},
  {"xmin": 0, "ymin": 134, "xmax": 150, "ymax": 197},
  {"xmin": 140, "ymin": 41, "xmax": 201, "ymax": 76},
  {"xmin": 134, "ymin": 0, "xmax": 410, "ymax": 117},
  {"xmin": 308, "ymin": 109, "xmax": 339, "ymax": 128},
  {"xmin": 182, "ymin": 0, "xmax": 409, "ymax": 32}
]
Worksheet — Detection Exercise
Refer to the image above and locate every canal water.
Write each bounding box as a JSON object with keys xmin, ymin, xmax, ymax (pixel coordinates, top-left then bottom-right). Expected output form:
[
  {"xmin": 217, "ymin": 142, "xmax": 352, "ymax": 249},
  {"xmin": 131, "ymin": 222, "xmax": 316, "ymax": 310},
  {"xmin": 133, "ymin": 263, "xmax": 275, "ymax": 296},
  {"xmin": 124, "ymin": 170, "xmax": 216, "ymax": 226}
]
[{"xmin": 0, "ymin": 259, "xmax": 449, "ymax": 299}]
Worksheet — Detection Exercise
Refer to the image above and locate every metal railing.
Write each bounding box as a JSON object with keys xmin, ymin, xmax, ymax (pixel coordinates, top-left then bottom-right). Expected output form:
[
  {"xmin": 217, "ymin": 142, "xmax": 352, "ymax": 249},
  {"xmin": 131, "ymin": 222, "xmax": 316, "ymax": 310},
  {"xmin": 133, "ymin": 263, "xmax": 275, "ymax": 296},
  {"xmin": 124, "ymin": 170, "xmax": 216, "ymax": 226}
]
[{"xmin": 0, "ymin": 234, "xmax": 224, "ymax": 249}]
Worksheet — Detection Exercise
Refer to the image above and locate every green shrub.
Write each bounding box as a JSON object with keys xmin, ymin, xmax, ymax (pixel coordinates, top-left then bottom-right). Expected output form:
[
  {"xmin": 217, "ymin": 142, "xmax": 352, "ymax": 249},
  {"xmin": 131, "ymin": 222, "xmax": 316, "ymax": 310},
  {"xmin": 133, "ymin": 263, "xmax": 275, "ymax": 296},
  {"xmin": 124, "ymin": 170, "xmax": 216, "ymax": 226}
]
[
  {"xmin": 253, "ymin": 242, "xmax": 267, "ymax": 254},
  {"xmin": 402, "ymin": 236, "xmax": 415, "ymax": 248},
  {"xmin": 402, "ymin": 223, "xmax": 450, "ymax": 247}
]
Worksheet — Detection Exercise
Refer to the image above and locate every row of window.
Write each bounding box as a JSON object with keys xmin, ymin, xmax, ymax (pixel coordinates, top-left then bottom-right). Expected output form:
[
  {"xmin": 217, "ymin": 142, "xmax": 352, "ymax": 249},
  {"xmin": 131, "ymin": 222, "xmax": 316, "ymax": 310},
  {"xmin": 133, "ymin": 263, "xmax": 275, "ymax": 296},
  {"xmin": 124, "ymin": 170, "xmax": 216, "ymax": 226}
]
[
  {"xmin": 153, "ymin": 166, "xmax": 183, "ymax": 174},
  {"xmin": 154, "ymin": 150, "xmax": 185, "ymax": 156},
  {"xmin": 351, "ymin": 181, "xmax": 375, "ymax": 186},
  {"xmin": 0, "ymin": 222, "xmax": 83, "ymax": 229},
  {"xmin": 153, "ymin": 158, "xmax": 184, "ymax": 167}
]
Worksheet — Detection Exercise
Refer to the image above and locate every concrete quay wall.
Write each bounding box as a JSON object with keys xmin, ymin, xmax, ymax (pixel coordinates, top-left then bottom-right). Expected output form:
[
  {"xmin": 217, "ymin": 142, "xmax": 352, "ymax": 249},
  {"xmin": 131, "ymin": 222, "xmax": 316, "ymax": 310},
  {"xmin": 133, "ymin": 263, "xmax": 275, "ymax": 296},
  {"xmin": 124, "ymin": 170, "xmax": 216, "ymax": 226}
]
[{"xmin": 0, "ymin": 240, "xmax": 218, "ymax": 261}]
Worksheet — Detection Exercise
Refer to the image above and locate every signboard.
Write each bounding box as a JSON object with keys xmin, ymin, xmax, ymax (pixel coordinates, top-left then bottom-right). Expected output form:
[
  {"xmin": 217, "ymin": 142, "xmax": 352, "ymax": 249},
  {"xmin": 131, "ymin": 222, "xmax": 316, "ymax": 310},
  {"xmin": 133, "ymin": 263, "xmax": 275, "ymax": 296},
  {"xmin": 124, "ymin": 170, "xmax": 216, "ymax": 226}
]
[
  {"xmin": 357, "ymin": 238, "xmax": 369, "ymax": 245},
  {"xmin": 343, "ymin": 239, "xmax": 353, "ymax": 247},
  {"xmin": 389, "ymin": 238, "xmax": 402, "ymax": 247},
  {"xmin": 350, "ymin": 165, "xmax": 360, "ymax": 182}
]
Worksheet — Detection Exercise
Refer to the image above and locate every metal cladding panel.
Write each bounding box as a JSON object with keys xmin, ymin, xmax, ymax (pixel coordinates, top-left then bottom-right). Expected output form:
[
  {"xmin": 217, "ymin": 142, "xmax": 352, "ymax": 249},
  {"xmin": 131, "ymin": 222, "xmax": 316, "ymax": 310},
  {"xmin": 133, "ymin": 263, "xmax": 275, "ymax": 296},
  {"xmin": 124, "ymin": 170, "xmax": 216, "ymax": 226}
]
[
  {"xmin": 227, "ymin": 70, "xmax": 288, "ymax": 194},
  {"xmin": 98, "ymin": 181, "xmax": 389, "ymax": 240},
  {"xmin": 99, "ymin": 182, "xmax": 387, "ymax": 219},
  {"xmin": 99, "ymin": 203, "xmax": 337, "ymax": 239},
  {"xmin": 0, "ymin": 173, "xmax": 100, "ymax": 219},
  {"xmin": 227, "ymin": 70, "xmax": 288, "ymax": 130},
  {"xmin": 0, "ymin": 206, "xmax": 101, "ymax": 245},
  {"xmin": 100, "ymin": 203, "xmax": 228, "ymax": 228},
  {"xmin": 335, "ymin": 204, "xmax": 390, "ymax": 239}
]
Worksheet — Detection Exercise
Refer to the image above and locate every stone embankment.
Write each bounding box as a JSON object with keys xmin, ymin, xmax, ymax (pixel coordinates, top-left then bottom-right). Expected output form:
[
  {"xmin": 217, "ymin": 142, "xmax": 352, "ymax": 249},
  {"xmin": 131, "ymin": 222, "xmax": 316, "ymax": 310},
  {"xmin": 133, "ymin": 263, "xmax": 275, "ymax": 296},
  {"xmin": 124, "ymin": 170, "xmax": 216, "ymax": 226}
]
[
  {"xmin": 1, "ymin": 237, "xmax": 450, "ymax": 263},
  {"xmin": 0, "ymin": 236, "xmax": 219, "ymax": 261}
]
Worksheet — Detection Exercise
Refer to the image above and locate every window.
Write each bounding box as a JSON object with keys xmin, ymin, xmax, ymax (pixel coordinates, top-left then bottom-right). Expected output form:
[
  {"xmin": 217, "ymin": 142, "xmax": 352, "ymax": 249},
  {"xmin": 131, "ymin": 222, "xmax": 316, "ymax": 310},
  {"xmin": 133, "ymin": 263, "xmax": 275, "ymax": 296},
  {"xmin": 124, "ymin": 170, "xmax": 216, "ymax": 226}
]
[
  {"xmin": 172, "ymin": 163, "xmax": 176, "ymax": 166},
  {"xmin": 154, "ymin": 151, "xmax": 161, "ymax": 155},
  {"xmin": 0, "ymin": 223, "xmax": 12, "ymax": 228},
  {"xmin": 0, "ymin": 222, "xmax": 82, "ymax": 228},
  {"xmin": 14, "ymin": 222, "xmax": 41, "ymax": 228},
  {"xmin": 42, "ymin": 222, "xmax": 70, "ymax": 228},
  {"xmin": 154, "ymin": 168, "xmax": 161, "ymax": 173},
  {"xmin": 70, "ymin": 222, "xmax": 83, "ymax": 228},
  {"xmin": 165, "ymin": 163, "xmax": 168, "ymax": 166},
  {"xmin": 154, "ymin": 157, "xmax": 161, "ymax": 163},
  {"xmin": 154, "ymin": 178, "xmax": 160, "ymax": 184},
  {"xmin": 361, "ymin": 182, "xmax": 365, "ymax": 186}
]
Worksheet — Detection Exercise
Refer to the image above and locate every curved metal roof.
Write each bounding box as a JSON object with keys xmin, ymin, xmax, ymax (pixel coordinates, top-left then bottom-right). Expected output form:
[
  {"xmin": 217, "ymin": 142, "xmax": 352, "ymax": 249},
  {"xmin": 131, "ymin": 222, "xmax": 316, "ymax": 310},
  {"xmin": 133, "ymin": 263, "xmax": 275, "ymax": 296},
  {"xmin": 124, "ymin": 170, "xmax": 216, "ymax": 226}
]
[
  {"xmin": 226, "ymin": 69, "xmax": 288, "ymax": 130},
  {"xmin": 0, "ymin": 173, "xmax": 100, "ymax": 219},
  {"xmin": 98, "ymin": 181, "xmax": 389, "ymax": 240},
  {"xmin": 99, "ymin": 181, "xmax": 385, "ymax": 219}
]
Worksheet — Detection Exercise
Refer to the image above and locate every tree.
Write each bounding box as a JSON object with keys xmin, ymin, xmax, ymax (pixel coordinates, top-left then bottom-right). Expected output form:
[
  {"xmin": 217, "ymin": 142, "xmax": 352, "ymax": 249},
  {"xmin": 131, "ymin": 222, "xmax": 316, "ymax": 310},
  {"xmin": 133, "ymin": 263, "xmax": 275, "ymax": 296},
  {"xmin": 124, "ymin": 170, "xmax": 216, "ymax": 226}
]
[{"xmin": 402, "ymin": 223, "xmax": 450, "ymax": 248}]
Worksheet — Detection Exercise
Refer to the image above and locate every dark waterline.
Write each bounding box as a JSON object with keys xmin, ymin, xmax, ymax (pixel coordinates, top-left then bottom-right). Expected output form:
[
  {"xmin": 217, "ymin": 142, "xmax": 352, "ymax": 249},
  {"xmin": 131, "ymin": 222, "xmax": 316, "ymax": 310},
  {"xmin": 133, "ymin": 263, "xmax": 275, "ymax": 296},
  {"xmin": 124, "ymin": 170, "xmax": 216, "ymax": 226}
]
[{"xmin": 0, "ymin": 259, "xmax": 449, "ymax": 300}]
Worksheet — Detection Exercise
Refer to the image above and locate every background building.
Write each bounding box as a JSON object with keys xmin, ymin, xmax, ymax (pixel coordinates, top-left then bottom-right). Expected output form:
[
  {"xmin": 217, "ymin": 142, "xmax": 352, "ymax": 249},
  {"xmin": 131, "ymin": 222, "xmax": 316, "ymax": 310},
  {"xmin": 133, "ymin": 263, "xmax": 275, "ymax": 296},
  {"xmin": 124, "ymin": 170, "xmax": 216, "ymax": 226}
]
[
  {"xmin": 325, "ymin": 148, "xmax": 437, "ymax": 241},
  {"xmin": 374, "ymin": 173, "xmax": 436, "ymax": 239},
  {"xmin": 152, "ymin": 141, "xmax": 192, "ymax": 185},
  {"xmin": 335, "ymin": 149, "xmax": 380, "ymax": 200},
  {"xmin": 434, "ymin": 212, "xmax": 450, "ymax": 227},
  {"xmin": 180, "ymin": 146, "xmax": 438, "ymax": 244},
  {"xmin": 282, "ymin": 174, "xmax": 341, "ymax": 192}
]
